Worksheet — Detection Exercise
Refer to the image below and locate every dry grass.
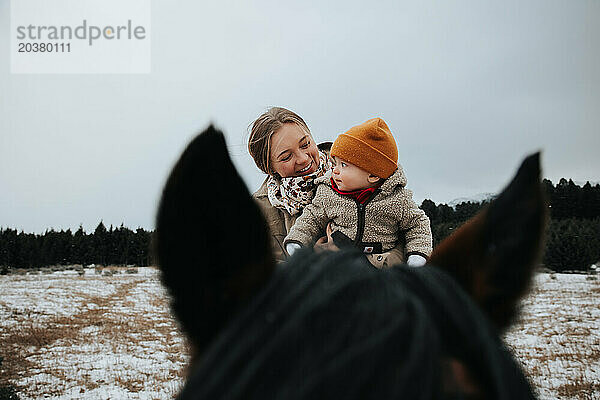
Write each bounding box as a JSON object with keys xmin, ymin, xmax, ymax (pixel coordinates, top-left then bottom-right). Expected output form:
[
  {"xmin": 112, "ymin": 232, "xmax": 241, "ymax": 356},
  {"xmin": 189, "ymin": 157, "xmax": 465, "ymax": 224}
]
[{"xmin": 558, "ymin": 379, "xmax": 600, "ymax": 400}]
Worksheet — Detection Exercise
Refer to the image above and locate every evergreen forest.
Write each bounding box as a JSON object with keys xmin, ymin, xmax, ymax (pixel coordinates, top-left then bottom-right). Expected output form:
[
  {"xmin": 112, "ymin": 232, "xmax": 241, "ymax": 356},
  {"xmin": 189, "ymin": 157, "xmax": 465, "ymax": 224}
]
[{"xmin": 1, "ymin": 178, "xmax": 598, "ymax": 272}]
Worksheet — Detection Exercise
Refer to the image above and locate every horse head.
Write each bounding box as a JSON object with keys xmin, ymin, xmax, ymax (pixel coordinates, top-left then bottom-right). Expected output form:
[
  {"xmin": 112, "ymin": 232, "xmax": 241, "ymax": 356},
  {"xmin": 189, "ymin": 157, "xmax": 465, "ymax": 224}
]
[{"xmin": 156, "ymin": 126, "xmax": 546, "ymax": 399}]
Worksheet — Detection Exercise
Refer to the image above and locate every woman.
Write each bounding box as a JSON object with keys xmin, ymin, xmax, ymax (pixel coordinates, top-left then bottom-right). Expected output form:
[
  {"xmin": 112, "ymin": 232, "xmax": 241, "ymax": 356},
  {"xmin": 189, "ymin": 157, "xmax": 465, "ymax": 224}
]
[{"xmin": 248, "ymin": 107, "xmax": 404, "ymax": 267}]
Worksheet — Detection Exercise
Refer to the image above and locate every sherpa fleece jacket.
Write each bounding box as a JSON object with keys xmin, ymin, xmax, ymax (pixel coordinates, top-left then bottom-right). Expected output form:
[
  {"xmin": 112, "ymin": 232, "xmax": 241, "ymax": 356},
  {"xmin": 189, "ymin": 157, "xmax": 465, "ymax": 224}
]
[{"xmin": 284, "ymin": 166, "xmax": 432, "ymax": 259}]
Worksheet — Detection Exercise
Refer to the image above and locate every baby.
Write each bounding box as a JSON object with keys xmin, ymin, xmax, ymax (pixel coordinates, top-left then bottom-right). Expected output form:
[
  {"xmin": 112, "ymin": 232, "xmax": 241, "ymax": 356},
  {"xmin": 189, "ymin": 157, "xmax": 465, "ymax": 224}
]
[{"xmin": 284, "ymin": 118, "xmax": 432, "ymax": 267}]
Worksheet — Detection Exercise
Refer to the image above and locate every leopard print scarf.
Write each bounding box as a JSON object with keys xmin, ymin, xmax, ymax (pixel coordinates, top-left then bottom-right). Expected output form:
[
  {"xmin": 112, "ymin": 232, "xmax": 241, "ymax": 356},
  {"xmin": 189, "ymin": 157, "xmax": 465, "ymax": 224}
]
[{"xmin": 267, "ymin": 151, "xmax": 333, "ymax": 216}]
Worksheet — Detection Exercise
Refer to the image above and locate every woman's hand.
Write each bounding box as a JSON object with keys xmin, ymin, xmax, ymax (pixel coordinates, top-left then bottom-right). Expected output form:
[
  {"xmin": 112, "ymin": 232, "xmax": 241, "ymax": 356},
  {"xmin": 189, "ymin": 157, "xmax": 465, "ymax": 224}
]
[{"xmin": 314, "ymin": 222, "xmax": 340, "ymax": 253}]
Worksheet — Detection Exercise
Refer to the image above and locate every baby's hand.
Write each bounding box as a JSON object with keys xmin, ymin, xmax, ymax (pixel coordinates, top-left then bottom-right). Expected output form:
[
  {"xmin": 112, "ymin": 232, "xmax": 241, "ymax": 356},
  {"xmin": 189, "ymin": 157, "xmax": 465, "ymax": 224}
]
[
  {"xmin": 286, "ymin": 242, "xmax": 302, "ymax": 256},
  {"xmin": 314, "ymin": 222, "xmax": 340, "ymax": 253},
  {"xmin": 407, "ymin": 254, "xmax": 427, "ymax": 267}
]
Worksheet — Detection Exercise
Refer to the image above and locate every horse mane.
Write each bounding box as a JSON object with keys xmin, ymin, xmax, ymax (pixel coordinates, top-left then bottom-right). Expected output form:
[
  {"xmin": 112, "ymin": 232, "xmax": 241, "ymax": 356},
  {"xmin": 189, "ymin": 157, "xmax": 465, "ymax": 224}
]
[
  {"xmin": 177, "ymin": 249, "xmax": 534, "ymax": 399},
  {"xmin": 156, "ymin": 126, "xmax": 543, "ymax": 399}
]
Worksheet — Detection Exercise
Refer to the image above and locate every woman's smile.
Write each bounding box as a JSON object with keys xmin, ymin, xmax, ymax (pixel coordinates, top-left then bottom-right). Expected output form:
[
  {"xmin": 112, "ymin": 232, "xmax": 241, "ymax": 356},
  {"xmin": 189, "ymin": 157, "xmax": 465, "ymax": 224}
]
[{"xmin": 296, "ymin": 160, "xmax": 314, "ymax": 175}]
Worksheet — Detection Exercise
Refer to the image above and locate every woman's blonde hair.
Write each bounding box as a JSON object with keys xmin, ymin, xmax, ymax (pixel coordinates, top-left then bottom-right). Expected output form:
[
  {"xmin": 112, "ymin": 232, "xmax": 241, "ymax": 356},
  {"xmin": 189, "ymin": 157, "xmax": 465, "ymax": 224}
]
[{"xmin": 248, "ymin": 107, "xmax": 311, "ymax": 175}]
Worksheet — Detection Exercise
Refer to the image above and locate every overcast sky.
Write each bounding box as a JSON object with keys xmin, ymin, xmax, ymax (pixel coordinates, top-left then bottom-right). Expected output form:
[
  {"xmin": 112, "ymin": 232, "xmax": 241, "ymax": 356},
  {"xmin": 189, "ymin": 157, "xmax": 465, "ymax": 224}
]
[{"xmin": 1, "ymin": 0, "xmax": 599, "ymax": 234}]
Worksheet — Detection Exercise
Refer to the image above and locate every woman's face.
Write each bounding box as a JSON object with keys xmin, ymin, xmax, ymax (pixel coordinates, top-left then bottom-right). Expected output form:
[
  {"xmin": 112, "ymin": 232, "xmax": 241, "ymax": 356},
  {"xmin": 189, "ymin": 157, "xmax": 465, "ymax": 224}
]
[{"xmin": 270, "ymin": 123, "xmax": 320, "ymax": 178}]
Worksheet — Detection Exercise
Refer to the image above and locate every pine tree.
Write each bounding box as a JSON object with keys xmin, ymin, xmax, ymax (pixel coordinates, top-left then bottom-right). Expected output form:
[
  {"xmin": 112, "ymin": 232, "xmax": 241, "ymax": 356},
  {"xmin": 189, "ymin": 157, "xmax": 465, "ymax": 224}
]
[
  {"xmin": 93, "ymin": 221, "xmax": 108, "ymax": 266},
  {"xmin": 420, "ymin": 199, "xmax": 438, "ymax": 224}
]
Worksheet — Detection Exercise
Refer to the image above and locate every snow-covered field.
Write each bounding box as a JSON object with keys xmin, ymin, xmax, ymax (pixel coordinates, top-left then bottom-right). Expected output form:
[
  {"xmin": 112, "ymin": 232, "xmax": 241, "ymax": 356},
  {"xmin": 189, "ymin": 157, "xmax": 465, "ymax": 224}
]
[
  {"xmin": 1, "ymin": 268, "xmax": 598, "ymax": 399},
  {"xmin": 504, "ymin": 272, "xmax": 600, "ymax": 399},
  {"xmin": 0, "ymin": 267, "xmax": 189, "ymax": 399}
]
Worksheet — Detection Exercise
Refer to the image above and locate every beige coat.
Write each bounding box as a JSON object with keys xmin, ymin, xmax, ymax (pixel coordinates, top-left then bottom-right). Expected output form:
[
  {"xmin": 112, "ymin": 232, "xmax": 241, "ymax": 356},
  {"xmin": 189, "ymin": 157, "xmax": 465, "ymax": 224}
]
[
  {"xmin": 284, "ymin": 166, "xmax": 432, "ymax": 260},
  {"xmin": 253, "ymin": 179, "xmax": 299, "ymax": 262}
]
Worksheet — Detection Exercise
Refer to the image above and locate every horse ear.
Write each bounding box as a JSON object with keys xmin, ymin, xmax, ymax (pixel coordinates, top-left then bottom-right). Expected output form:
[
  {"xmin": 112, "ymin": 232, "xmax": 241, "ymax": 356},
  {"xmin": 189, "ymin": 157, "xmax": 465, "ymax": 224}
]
[
  {"xmin": 428, "ymin": 153, "xmax": 547, "ymax": 331},
  {"xmin": 156, "ymin": 125, "xmax": 275, "ymax": 352}
]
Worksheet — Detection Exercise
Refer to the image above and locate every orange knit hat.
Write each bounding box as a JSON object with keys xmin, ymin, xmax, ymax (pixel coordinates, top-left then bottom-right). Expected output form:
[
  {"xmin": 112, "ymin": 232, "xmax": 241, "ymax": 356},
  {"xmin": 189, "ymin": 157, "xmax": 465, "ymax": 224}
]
[{"xmin": 330, "ymin": 118, "xmax": 398, "ymax": 179}]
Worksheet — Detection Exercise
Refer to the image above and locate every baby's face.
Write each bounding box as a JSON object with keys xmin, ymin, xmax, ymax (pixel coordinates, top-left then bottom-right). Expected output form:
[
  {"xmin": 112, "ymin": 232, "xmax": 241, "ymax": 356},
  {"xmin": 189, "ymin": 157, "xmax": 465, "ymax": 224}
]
[{"xmin": 332, "ymin": 157, "xmax": 379, "ymax": 191}]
